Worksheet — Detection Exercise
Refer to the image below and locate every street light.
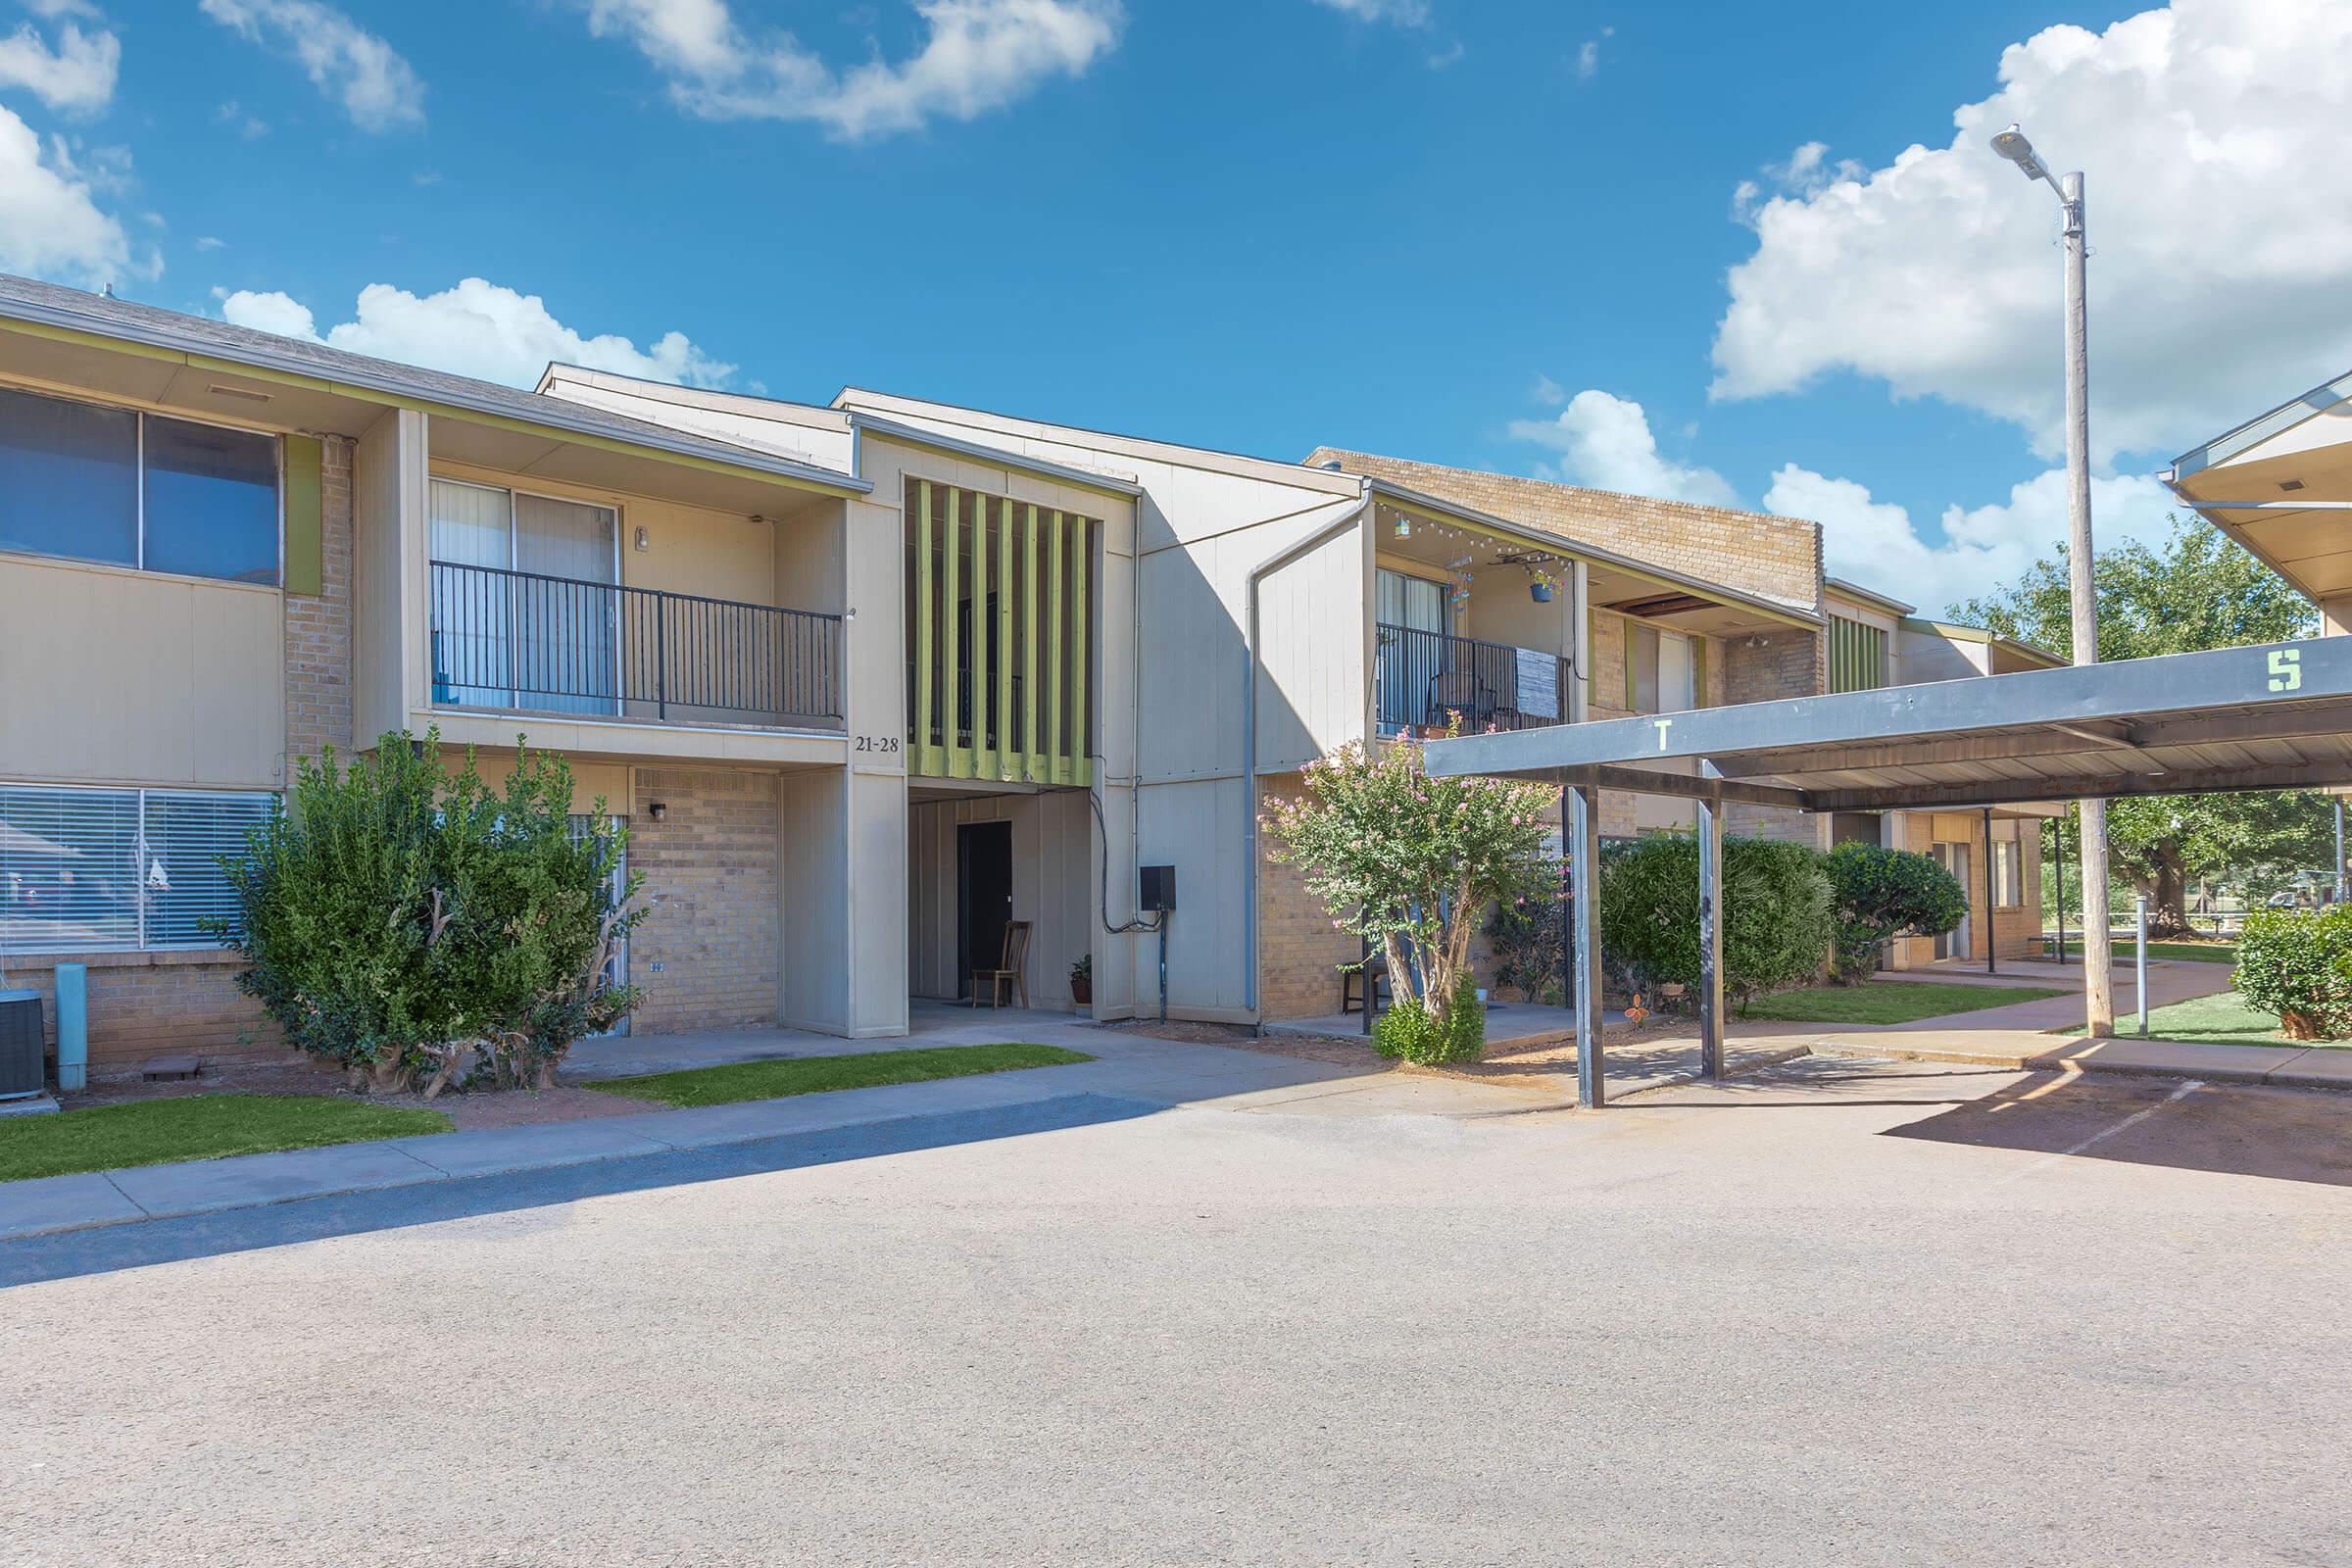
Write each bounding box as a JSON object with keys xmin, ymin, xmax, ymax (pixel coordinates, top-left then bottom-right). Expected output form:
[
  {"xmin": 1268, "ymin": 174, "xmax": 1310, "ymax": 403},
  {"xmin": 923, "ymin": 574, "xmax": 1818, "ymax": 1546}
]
[{"xmin": 1989, "ymin": 121, "xmax": 2117, "ymax": 1036}]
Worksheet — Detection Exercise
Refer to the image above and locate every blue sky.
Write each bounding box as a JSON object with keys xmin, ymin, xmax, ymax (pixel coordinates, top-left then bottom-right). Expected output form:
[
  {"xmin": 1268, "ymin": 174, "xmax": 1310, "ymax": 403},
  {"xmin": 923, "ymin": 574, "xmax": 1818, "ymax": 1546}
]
[{"xmin": 8, "ymin": 0, "xmax": 2349, "ymax": 610}]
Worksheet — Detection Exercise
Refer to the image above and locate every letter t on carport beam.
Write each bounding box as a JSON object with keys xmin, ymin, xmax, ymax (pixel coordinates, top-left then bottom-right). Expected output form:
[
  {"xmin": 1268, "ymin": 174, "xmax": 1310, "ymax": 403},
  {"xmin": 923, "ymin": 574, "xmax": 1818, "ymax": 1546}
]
[{"xmin": 1696, "ymin": 763, "xmax": 1726, "ymax": 1081}]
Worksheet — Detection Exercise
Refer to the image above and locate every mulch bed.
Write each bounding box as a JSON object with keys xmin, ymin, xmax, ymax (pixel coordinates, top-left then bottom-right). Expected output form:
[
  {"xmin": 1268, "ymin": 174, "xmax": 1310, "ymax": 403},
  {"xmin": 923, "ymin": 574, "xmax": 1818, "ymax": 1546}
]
[{"xmin": 65, "ymin": 1054, "xmax": 658, "ymax": 1131}]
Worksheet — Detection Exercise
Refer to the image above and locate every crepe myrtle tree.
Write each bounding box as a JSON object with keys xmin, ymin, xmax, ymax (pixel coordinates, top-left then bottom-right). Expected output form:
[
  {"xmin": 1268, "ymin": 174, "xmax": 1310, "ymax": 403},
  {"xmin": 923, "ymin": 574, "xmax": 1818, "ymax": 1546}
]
[{"xmin": 1264, "ymin": 723, "xmax": 1554, "ymax": 1042}]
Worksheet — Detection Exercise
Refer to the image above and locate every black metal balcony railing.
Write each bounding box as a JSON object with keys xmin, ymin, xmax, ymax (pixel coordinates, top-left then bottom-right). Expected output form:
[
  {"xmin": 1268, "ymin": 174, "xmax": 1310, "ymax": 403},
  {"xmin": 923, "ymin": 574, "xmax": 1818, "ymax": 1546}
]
[
  {"xmin": 429, "ymin": 560, "xmax": 842, "ymax": 726},
  {"xmin": 1375, "ymin": 622, "xmax": 1572, "ymax": 734}
]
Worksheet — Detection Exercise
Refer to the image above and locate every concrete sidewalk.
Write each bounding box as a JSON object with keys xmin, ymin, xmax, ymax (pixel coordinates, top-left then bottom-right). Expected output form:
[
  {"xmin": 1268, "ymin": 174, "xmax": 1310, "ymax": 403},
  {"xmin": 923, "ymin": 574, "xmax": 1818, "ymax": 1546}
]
[{"xmin": 0, "ymin": 1024, "xmax": 1560, "ymax": 1243}]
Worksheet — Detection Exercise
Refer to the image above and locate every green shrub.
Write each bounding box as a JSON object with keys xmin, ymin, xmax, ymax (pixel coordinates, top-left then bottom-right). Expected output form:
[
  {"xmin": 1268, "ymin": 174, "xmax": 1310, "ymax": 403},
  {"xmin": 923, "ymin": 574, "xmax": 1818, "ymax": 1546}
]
[
  {"xmin": 1487, "ymin": 869, "xmax": 1565, "ymax": 1004},
  {"xmin": 2234, "ymin": 907, "xmax": 2352, "ymax": 1040},
  {"xmin": 1597, "ymin": 834, "xmax": 1834, "ymax": 1010},
  {"xmin": 1822, "ymin": 843, "xmax": 1968, "ymax": 984},
  {"xmin": 216, "ymin": 730, "xmax": 643, "ymax": 1094},
  {"xmin": 1372, "ymin": 975, "xmax": 1486, "ymax": 1065}
]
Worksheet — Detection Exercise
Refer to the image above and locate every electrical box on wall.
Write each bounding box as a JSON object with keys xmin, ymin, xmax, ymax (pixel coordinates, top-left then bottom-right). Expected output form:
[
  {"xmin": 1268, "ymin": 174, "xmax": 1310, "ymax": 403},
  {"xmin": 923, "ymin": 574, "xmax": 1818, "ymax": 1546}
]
[{"xmin": 1140, "ymin": 865, "xmax": 1175, "ymax": 912}]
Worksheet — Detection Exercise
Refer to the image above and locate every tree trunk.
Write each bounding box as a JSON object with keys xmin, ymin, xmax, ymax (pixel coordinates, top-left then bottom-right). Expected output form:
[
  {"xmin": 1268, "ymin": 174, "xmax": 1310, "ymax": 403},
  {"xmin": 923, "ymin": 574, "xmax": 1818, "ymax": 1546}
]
[{"xmin": 2150, "ymin": 845, "xmax": 2192, "ymax": 938}]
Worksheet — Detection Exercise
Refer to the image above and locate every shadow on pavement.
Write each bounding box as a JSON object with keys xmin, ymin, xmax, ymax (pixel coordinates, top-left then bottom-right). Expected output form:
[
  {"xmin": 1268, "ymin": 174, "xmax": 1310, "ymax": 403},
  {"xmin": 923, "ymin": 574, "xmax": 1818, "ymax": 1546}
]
[
  {"xmin": 0, "ymin": 1094, "xmax": 1157, "ymax": 1290},
  {"xmin": 1882, "ymin": 1072, "xmax": 2352, "ymax": 1188}
]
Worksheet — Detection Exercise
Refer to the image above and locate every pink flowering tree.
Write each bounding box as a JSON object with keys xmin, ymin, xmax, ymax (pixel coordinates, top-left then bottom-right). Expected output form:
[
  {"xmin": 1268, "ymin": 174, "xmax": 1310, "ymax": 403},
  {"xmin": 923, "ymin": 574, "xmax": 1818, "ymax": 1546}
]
[{"xmin": 1264, "ymin": 724, "xmax": 1556, "ymax": 1034}]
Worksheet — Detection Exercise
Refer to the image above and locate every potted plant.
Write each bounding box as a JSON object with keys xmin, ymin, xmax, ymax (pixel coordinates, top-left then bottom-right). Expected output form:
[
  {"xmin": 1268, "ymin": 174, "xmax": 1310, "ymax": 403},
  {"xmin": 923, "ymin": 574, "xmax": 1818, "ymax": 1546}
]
[{"xmin": 1069, "ymin": 953, "xmax": 1093, "ymax": 1005}]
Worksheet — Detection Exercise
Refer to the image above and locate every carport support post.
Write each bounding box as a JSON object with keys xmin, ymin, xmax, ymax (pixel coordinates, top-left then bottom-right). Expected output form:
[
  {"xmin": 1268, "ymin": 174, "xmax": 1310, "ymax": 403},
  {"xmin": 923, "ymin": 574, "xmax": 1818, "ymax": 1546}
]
[
  {"xmin": 1568, "ymin": 778, "xmax": 1605, "ymax": 1109},
  {"xmin": 1984, "ymin": 808, "xmax": 1998, "ymax": 976},
  {"xmin": 1696, "ymin": 781, "xmax": 1725, "ymax": 1081}
]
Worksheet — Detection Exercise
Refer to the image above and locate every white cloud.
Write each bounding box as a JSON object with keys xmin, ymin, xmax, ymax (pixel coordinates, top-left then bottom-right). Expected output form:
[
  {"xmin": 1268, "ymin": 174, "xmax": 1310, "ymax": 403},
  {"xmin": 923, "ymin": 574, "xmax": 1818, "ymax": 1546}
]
[
  {"xmin": 1530, "ymin": 371, "xmax": 1565, "ymax": 407},
  {"xmin": 219, "ymin": 277, "xmax": 736, "ymax": 389},
  {"xmin": 1713, "ymin": 0, "xmax": 2352, "ymax": 466},
  {"xmin": 584, "ymin": 0, "xmax": 1121, "ymax": 140},
  {"xmin": 0, "ymin": 103, "xmax": 130, "ymax": 284},
  {"xmin": 1508, "ymin": 388, "xmax": 1739, "ymax": 508},
  {"xmin": 1573, "ymin": 25, "xmax": 1610, "ymax": 81},
  {"xmin": 194, "ymin": 234, "xmax": 224, "ymax": 251},
  {"xmin": 0, "ymin": 19, "xmax": 115, "ymax": 113},
  {"xmin": 199, "ymin": 0, "xmax": 423, "ymax": 131},
  {"xmin": 1763, "ymin": 461, "xmax": 2179, "ymax": 610},
  {"xmin": 1310, "ymin": 0, "xmax": 1431, "ymax": 24}
]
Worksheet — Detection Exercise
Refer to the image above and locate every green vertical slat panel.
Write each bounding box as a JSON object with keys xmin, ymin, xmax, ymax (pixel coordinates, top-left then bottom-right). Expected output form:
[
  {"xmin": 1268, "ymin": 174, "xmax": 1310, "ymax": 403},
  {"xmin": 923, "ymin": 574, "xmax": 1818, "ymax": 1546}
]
[
  {"xmin": 1069, "ymin": 516, "xmax": 1091, "ymax": 787},
  {"xmin": 996, "ymin": 494, "xmax": 1014, "ymax": 782},
  {"xmin": 1047, "ymin": 510, "xmax": 1066, "ymax": 785},
  {"xmin": 943, "ymin": 487, "xmax": 969, "ymax": 778},
  {"xmin": 282, "ymin": 435, "xmax": 322, "ymax": 596},
  {"xmin": 914, "ymin": 482, "xmax": 937, "ymax": 775},
  {"xmin": 1023, "ymin": 504, "xmax": 1042, "ymax": 783},
  {"xmin": 972, "ymin": 495, "xmax": 993, "ymax": 779}
]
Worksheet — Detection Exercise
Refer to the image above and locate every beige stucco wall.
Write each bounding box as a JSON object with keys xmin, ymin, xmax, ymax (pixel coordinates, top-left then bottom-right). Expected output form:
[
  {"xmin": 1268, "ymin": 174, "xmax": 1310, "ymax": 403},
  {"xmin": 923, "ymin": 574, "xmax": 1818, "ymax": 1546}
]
[{"xmin": 0, "ymin": 555, "xmax": 283, "ymax": 791}]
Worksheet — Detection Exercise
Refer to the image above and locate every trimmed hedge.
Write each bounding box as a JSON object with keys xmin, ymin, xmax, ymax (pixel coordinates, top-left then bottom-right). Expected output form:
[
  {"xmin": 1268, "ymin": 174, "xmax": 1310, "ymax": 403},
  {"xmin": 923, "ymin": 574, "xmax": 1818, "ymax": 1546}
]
[
  {"xmin": 1597, "ymin": 833, "xmax": 1834, "ymax": 1009},
  {"xmin": 2234, "ymin": 906, "xmax": 2352, "ymax": 1040},
  {"xmin": 1823, "ymin": 843, "xmax": 1968, "ymax": 984}
]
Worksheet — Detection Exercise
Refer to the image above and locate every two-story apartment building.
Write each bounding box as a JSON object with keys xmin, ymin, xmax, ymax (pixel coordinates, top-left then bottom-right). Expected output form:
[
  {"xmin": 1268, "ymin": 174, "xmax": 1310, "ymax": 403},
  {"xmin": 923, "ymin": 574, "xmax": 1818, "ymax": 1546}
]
[{"xmin": 0, "ymin": 271, "xmax": 2068, "ymax": 1076}]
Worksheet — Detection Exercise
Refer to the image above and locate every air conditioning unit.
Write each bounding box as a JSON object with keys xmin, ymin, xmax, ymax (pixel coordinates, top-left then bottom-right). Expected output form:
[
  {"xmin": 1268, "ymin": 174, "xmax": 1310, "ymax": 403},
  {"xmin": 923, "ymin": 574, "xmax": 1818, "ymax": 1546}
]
[{"xmin": 0, "ymin": 991, "xmax": 44, "ymax": 1100}]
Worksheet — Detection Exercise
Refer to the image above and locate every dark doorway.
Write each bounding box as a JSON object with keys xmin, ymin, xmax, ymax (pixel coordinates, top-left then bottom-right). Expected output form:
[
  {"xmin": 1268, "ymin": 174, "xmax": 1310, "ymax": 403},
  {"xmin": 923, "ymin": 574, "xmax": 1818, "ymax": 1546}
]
[{"xmin": 957, "ymin": 821, "xmax": 1013, "ymax": 1001}]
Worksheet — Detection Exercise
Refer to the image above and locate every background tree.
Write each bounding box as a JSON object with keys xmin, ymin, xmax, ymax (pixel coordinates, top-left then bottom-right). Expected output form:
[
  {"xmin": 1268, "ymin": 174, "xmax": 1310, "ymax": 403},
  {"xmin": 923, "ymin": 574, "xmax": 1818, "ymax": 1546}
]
[{"xmin": 1953, "ymin": 515, "xmax": 2332, "ymax": 935}]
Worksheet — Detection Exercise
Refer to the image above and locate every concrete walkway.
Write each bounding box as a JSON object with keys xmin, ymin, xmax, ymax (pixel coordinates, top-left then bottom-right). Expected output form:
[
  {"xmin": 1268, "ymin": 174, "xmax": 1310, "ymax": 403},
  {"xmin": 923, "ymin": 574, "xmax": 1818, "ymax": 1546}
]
[{"xmin": 0, "ymin": 1015, "xmax": 1560, "ymax": 1243}]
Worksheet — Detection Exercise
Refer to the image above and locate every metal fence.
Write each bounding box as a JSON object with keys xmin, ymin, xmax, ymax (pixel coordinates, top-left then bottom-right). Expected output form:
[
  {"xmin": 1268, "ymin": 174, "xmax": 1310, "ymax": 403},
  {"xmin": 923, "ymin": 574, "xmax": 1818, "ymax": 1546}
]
[
  {"xmin": 1374, "ymin": 623, "xmax": 1572, "ymax": 734},
  {"xmin": 430, "ymin": 560, "xmax": 842, "ymax": 725}
]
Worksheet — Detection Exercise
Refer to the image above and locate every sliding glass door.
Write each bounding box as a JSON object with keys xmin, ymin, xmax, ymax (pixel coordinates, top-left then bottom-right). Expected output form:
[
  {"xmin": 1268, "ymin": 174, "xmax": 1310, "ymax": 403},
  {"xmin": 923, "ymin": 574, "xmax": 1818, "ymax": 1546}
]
[{"xmin": 429, "ymin": 479, "xmax": 620, "ymax": 715}]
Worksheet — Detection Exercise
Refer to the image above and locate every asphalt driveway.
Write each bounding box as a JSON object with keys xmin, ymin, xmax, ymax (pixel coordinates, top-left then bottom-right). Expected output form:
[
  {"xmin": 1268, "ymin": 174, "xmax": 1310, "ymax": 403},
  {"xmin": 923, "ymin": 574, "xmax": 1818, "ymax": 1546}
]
[{"xmin": 5, "ymin": 1053, "xmax": 2349, "ymax": 1566}]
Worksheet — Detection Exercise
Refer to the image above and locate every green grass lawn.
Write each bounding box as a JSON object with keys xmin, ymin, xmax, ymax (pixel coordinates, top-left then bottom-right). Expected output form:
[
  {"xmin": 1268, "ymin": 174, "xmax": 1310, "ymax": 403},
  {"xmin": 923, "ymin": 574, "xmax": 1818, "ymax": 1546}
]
[
  {"xmin": 2087, "ymin": 937, "xmax": 2238, "ymax": 963},
  {"xmin": 584, "ymin": 1042, "xmax": 1096, "ymax": 1109},
  {"xmin": 1739, "ymin": 982, "xmax": 2070, "ymax": 1026},
  {"xmin": 2058, "ymin": 989, "xmax": 2340, "ymax": 1048},
  {"xmin": 0, "ymin": 1094, "xmax": 451, "ymax": 1185}
]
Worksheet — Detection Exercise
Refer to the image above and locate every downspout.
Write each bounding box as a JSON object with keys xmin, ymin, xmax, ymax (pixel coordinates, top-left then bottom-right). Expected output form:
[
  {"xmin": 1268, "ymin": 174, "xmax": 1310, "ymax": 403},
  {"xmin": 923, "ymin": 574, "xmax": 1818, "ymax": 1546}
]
[{"xmin": 1243, "ymin": 486, "xmax": 1373, "ymax": 1029}]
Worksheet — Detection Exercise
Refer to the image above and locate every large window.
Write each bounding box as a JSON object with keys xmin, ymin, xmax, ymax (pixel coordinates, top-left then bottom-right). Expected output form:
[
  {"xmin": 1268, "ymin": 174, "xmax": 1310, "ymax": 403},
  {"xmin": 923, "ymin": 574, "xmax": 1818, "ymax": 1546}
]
[
  {"xmin": 0, "ymin": 385, "xmax": 280, "ymax": 585},
  {"xmin": 0, "ymin": 784, "xmax": 275, "ymax": 954},
  {"xmin": 1992, "ymin": 837, "xmax": 2023, "ymax": 908}
]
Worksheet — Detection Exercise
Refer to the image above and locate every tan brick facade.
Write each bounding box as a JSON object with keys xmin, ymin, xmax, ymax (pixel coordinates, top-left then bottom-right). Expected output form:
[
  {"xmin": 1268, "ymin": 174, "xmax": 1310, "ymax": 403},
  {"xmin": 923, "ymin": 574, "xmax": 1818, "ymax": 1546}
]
[
  {"xmin": 8, "ymin": 951, "xmax": 287, "ymax": 1077},
  {"xmin": 626, "ymin": 767, "xmax": 782, "ymax": 1033},
  {"xmin": 285, "ymin": 435, "xmax": 355, "ymax": 767},
  {"xmin": 1308, "ymin": 448, "xmax": 1821, "ymax": 612},
  {"xmin": 1257, "ymin": 771, "xmax": 1366, "ymax": 1020}
]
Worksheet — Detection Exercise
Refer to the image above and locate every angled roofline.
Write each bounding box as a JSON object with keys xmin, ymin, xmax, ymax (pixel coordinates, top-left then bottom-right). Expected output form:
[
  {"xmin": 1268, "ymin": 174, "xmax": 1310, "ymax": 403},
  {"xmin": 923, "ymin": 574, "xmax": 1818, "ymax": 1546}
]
[
  {"xmin": 1900, "ymin": 615, "xmax": 2069, "ymax": 668},
  {"xmin": 1367, "ymin": 476, "xmax": 1823, "ymax": 630},
  {"xmin": 834, "ymin": 385, "xmax": 1363, "ymax": 497},
  {"xmin": 2168, "ymin": 364, "xmax": 2352, "ymax": 482},
  {"xmin": 1824, "ymin": 575, "xmax": 1915, "ymax": 616},
  {"xmin": 0, "ymin": 274, "xmax": 867, "ymax": 497},
  {"xmin": 540, "ymin": 365, "xmax": 1144, "ymax": 501}
]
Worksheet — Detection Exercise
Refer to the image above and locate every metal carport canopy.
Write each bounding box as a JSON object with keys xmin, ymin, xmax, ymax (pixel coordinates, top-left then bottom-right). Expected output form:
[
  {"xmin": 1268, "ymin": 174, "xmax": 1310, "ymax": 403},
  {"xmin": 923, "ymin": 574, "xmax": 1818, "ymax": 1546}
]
[{"xmin": 1419, "ymin": 636, "xmax": 2352, "ymax": 1110}]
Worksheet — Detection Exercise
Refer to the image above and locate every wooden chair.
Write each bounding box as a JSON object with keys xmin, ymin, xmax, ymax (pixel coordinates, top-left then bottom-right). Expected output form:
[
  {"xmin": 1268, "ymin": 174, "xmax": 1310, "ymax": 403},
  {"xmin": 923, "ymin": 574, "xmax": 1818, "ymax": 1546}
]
[{"xmin": 972, "ymin": 919, "xmax": 1033, "ymax": 1009}]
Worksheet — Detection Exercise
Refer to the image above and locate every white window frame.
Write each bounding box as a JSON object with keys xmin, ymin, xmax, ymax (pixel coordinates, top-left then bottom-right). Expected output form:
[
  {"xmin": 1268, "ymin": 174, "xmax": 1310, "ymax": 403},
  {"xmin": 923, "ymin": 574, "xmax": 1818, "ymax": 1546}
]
[
  {"xmin": 1991, "ymin": 837, "xmax": 2023, "ymax": 908},
  {"xmin": 0, "ymin": 782, "xmax": 278, "ymax": 955},
  {"xmin": 0, "ymin": 379, "xmax": 284, "ymax": 587}
]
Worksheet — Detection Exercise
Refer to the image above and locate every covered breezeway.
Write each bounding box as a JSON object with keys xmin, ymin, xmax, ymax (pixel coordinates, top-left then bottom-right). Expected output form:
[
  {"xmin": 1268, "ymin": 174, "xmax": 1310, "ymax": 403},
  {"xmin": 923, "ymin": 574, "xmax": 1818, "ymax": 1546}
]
[{"xmin": 1424, "ymin": 636, "xmax": 2352, "ymax": 1107}]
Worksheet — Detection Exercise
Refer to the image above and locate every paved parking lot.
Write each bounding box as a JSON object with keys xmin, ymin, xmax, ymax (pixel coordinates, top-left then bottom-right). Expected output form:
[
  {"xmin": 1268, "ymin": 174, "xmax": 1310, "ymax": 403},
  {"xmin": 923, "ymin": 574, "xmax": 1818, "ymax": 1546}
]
[{"xmin": 6, "ymin": 1051, "xmax": 2349, "ymax": 1566}]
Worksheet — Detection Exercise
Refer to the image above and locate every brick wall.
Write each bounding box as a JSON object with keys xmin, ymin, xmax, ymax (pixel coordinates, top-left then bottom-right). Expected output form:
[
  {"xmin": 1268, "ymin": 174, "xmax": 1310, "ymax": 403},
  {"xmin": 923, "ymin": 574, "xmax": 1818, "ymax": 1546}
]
[
  {"xmin": 1723, "ymin": 628, "xmax": 1824, "ymax": 844},
  {"xmin": 285, "ymin": 434, "xmax": 354, "ymax": 767},
  {"xmin": 627, "ymin": 767, "xmax": 782, "ymax": 1033},
  {"xmin": 1257, "ymin": 771, "xmax": 1364, "ymax": 1020},
  {"xmin": 1309, "ymin": 448, "xmax": 1821, "ymax": 612},
  {"xmin": 6, "ymin": 951, "xmax": 288, "ymax": 1077}
]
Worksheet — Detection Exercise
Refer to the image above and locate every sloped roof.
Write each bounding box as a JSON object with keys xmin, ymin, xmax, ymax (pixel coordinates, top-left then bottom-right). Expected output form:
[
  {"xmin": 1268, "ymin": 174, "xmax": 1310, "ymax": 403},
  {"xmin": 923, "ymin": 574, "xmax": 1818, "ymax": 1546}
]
[
  {"xmin": 0, "ymin": 272, "xmax": 866, "ymax": 494},
  {"xmin": 1305, "ymin": 446, "xmax": 1821, "ymax": 613}
]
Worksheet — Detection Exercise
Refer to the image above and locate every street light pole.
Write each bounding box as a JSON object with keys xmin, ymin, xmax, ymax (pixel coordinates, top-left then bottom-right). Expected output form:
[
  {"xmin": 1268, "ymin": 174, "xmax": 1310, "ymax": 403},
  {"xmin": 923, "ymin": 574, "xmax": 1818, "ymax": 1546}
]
[
  {"xmin": 2060, "ymin": 169, "xmax": 2117, "ymax": 1036},
  {"xmin": 1993, "ymin": 125, "xmax": 2114, "ymax": 1035}
]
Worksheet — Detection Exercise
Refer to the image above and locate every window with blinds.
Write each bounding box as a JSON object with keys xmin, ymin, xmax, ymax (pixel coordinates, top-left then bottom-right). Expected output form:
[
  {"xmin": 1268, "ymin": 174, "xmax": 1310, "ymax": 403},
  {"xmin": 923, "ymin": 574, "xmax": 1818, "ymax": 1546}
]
[{"xmin": 0, "ymin": 784, "xmax": 275, "ymax": 954}]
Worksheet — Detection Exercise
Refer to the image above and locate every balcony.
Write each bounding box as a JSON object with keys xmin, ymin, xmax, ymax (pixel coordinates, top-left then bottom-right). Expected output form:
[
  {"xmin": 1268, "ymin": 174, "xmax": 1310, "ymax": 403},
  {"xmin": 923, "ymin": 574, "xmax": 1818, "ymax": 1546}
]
[
  {"xmin": 428, "ymin": 560, "xmax": 842, "ymax": 729},
  {"xmin": 1375, "ymin": 623, "xmax": 1572, "ymax": 735}
]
